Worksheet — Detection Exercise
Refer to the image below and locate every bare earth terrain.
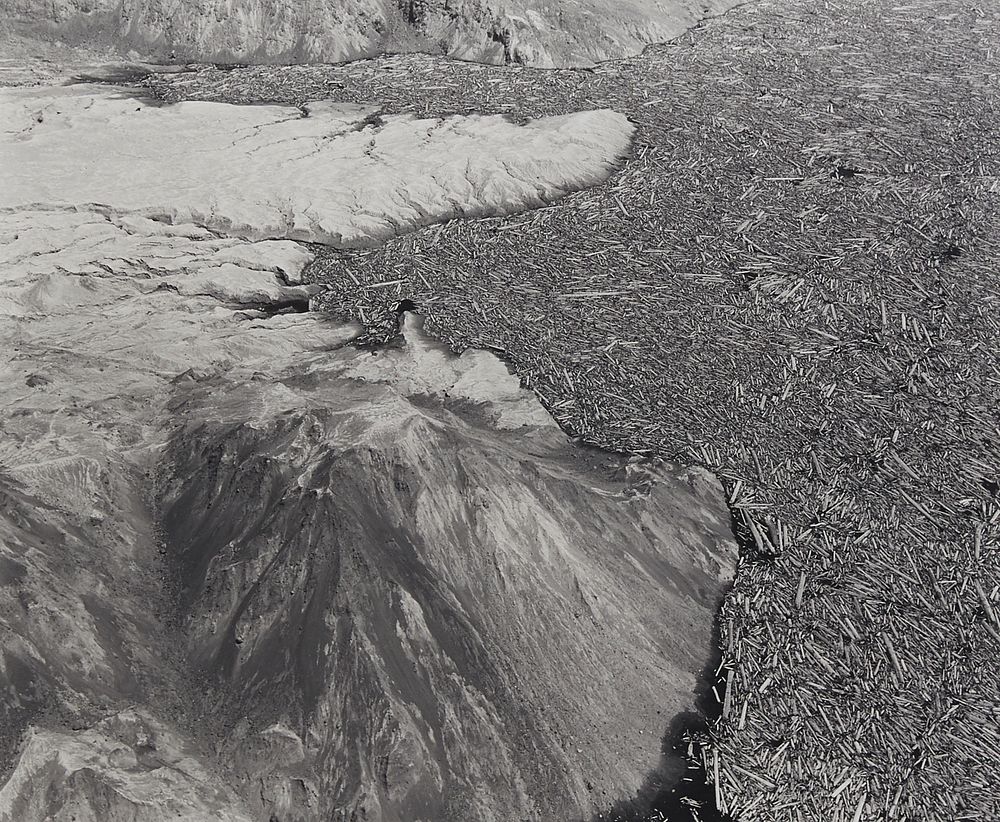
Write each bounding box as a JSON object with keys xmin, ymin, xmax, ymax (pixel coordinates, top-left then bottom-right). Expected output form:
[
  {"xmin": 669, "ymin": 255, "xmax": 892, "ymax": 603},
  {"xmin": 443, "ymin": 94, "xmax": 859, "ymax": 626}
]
[
  {"xmin": 0, "ymin": 0, "xmax": 741, "ymax": 67},
  {"xmin": 2, "ymin": 0, "xmax": 999, "ymax": 820},
  {"xmin": 0, "ymin": 69, "xmax": 734, "ymax": 822},
  {"xmin": 135, "ymin": 0, "xmax": 1000, "ymax": 819}
]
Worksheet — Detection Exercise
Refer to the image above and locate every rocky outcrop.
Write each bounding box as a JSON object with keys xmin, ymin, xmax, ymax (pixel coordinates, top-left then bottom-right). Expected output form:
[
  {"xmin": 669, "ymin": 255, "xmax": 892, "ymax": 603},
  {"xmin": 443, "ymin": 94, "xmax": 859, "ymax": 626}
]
[
  {"xmin": 0, "ymin": 711, "xmax": 252, "ymax": 821},
  {"xmin": 0, "ymin": 83, "xmax": 737, "ymax": 821},
  {"xmin": 1, "ymin": 0, "xmax": 742, "ymax": 68}
]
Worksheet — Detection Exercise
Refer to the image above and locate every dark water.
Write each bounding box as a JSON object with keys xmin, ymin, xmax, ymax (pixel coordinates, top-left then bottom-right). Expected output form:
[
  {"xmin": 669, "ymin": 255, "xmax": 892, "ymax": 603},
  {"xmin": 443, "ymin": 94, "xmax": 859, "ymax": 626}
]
[{"xmin": 592, "ymin": 614, "xmax": 736, "ymax": 822}]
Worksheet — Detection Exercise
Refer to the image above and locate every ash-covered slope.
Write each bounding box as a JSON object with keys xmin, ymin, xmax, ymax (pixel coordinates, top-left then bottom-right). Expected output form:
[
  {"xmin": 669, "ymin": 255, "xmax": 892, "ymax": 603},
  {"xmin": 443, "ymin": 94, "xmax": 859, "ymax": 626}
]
[
  {"xmin": 157, "ymin": 314, "xmax": 737, "ymax": 820},
  {"xmin": 0, "ymin": 82, "xmax": 736, "ymax": 820},
  {"xmin": 1, "ymin": 0, "xmax": 742, "ymax": 68}
]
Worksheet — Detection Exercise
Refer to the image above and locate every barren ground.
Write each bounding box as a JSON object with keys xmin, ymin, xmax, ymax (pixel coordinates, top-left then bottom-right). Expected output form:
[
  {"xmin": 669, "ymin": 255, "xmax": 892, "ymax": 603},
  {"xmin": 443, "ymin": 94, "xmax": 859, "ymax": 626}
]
[{"xmin": 137, "ymin": 0, "xmax": 1000, "ymax": 818}]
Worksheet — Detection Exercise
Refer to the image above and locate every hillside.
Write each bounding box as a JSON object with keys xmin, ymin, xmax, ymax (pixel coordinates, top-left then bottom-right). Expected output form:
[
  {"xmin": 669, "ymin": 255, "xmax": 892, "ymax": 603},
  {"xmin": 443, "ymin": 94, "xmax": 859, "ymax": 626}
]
[
  {"xmin": 0, "ymin": 83, "xmax": 736, "ymax": 821},
  {"xmin": 1, "ymin": 0, "xmax": 740, "ymax": 67}
]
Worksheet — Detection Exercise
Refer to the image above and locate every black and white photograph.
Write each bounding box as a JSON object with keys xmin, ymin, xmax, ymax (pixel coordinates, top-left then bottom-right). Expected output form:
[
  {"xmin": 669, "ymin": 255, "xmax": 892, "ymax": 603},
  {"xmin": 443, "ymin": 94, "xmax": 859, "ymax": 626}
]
[{"xmin": 0, "ymin": 1, "xmax": 997, "ymax": 820}]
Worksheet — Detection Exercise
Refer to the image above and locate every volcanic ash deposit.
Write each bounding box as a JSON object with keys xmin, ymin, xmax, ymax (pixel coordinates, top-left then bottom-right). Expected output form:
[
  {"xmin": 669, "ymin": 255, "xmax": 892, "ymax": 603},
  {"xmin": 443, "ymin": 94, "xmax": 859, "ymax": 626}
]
[{"xmin": 0, "ymin": 82, "xmax": 736, "ymax": 821}]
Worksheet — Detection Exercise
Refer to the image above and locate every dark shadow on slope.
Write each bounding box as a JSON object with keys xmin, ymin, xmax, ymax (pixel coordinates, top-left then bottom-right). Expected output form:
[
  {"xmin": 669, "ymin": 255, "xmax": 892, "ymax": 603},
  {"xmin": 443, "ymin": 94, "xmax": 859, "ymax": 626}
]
[
  {"xmin": 588, "ymin": 489, "xmax": 776, "ymax": 822},
  {"xmin": 366, "ymin": 302, "xmax": 742, "ymax": 822},
  {"xmin": 239, "ymin": 297, "xmax": 312, "ymax": 317},
  {"xmin": 589, "ymin": 478, "xmax": 788, "ymax": 822},
  {"xmin": 588, "ymin": 609, "xmax": 737, "ymax": 822}
]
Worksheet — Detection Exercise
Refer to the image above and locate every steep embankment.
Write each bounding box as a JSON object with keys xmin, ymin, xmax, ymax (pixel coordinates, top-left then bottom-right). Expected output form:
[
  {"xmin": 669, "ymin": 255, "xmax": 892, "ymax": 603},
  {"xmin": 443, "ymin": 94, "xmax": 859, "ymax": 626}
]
[
  {"xmin": 0, "ymin": 0, "xmax": 741, "ymax": 68},
  {"xmin": 0, "ymin": 82, "xmax": 736, "ymax": 820},
  {"xmin": 156, "ymin": 321, "xmax": 738, "ymax": 820}
]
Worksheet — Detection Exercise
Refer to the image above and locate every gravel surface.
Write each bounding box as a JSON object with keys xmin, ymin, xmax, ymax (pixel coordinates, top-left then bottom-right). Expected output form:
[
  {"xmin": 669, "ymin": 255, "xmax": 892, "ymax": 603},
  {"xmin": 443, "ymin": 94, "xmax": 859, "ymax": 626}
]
[{"xmin": 142, "ymin": 0, "xmax": 1000, "ymax": 819}]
